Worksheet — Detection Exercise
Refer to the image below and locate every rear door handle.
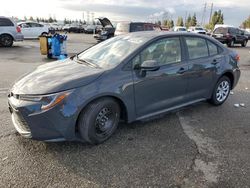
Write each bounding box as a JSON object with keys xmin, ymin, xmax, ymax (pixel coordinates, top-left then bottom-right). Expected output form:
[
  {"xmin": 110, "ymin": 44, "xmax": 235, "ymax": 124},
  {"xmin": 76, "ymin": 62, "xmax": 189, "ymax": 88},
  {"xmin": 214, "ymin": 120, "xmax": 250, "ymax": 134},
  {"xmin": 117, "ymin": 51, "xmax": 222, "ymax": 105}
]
[{"xmin": 177, "ymin": 67, "xmax": 187, "ymax": 74}]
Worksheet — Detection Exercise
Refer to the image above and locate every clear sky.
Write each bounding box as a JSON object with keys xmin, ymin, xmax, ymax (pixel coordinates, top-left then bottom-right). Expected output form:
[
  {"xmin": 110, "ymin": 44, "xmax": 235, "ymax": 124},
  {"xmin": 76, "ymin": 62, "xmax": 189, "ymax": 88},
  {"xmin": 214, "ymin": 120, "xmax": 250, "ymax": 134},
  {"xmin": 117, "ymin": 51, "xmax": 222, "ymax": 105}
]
[{"xmin": 0, "ymin": 0, "xmax": 249, "ymax": 26}]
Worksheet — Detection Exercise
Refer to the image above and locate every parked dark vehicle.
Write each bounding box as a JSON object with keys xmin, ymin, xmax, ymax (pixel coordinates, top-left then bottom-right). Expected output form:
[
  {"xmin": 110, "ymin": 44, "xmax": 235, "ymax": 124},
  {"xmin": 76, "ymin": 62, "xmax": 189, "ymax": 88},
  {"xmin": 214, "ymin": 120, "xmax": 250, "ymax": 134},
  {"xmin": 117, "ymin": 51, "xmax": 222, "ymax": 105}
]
[
  {"xmin": 0, "ymin": 16, "xmax": 23, "ymax": 47},
  {"xmin": 115, "ymin": 22, "xmax": 161, "ymax": 36},
  {"xmin": 8, "ymin": 32, "xmax": 240, "ymax": 144},
  {"xmin": 212, "ymin": 26, "xmax": 248, "ymax": 47},
  {"xmin": 64, "ymin": 25, "xmax": 84, "ymax": 33},
  {"xmin": 94, "ymin": 17, "xmax": 115, "ymax": 41}
]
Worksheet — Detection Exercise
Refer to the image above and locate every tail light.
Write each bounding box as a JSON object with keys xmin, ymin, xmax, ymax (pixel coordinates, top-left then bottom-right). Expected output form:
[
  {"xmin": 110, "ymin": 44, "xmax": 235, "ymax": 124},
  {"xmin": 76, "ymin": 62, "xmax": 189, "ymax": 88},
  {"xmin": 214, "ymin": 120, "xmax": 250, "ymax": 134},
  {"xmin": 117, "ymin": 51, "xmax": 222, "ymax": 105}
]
[
  {"xmin": 16, "ymin": 26, "xmax": 21, "ymax": 33},
  {"xmin": 234, "ymin": 54, "xmax": 240, "ymax": 62},
  {"xmin": 225, "ymin": 33, "xmax": 231, "ymax": 38}
]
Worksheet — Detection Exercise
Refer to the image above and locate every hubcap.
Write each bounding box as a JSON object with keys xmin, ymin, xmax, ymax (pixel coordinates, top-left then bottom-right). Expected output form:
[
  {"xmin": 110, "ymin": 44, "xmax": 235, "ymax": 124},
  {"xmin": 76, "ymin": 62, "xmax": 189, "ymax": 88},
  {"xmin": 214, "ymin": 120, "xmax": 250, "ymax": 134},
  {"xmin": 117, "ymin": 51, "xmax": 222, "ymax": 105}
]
[
  {"xmin": 95, "ymin": 107, "xmax": 115, "ymax": 136},
  {"xmin": 216, "ymin": 81, "xmax": 230, "ymax": 102},
  {"xmin": 2, "ymin": 36, "xmax": 11, "ymax": 46}
]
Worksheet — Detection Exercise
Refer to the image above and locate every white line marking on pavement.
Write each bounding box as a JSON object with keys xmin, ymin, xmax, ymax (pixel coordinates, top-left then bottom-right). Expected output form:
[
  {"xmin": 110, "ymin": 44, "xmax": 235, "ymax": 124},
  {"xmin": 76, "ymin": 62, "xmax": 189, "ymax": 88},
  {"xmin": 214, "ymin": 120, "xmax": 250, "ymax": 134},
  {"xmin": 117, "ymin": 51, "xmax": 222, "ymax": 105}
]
[
  {"xmin": 0, "ymin": 88, "xmax": 9, "ymax": 91},
  {"xmin": 177, "ymin": 112, "xmax": 220, "ymax": 184},
  {"xmin": 0, "ymin": 88, "xmax": 9, "ymax": 94}
]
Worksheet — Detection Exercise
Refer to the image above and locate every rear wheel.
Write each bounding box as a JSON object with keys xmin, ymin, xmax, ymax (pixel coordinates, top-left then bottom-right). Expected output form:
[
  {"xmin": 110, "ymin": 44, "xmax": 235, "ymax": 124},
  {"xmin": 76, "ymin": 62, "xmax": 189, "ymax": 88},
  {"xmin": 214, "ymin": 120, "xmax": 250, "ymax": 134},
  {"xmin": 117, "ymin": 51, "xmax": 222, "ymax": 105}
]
[
  {"xmin": 209, "ymin": 76, "xmax": 231, "ymax": 106},
  {"xmin": 241, "ymin": 40, "xmax": 247, "ymax": 47},
  {"xmin": 0, "ymin": 34, "xmax": 13, "ymax": 47},
  {"xmin": 41, "ymin": 32, "xmax": 48, "ymax": 36},
  {"xmin": 78, "ymin": 98, "xmax": 120, "ymax": 144}
]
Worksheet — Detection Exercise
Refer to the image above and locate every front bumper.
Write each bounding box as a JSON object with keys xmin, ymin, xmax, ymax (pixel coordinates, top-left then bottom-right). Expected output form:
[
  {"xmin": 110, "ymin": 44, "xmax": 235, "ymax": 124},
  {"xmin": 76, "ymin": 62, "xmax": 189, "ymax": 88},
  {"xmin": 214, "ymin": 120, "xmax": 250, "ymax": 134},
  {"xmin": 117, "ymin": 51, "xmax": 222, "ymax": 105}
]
[
  {"xmin": 94, "ymin": 34, "xmax": 108, "ymax": 41},
  {"xmin": 232, "ymin": 68, "xmax": 241, "ymax": 89},
  {"xmin": 8, "ymin": 92, "xmax": 81, "ymax": 142}
]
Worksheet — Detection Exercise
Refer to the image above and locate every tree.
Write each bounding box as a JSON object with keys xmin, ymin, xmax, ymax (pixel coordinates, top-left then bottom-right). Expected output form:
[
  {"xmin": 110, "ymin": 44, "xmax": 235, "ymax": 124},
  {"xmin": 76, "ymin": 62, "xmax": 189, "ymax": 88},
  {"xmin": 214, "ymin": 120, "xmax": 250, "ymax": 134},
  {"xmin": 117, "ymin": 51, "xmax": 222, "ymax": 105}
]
[
  {"xmin": 186, "ymin": 14, "xmax": 192, "ymax": 28},
  {"xmin": 36, "ymin": 17, "xmax": 40, "ymax": 23},
  {"xmin": 29, "ymin": 16, "xmax": 34, "ymax": 21},
  {"xmin": 170, "ymin": 20, "xmax": 174, "ymax": 28},
  {"xmin": 163, "ymin": 19, "xmax": 174, "ymax": 28},
  {"xmin": 241, "ymin": 15, "xmax": 250, "ymax": 28},
  {"xmin": 190, "ymin": 13, "xmax": 197, "ymax": 26},
  {"xmin": 210, "ymin": 10, "xmax": 224, "ymax": 29},
  {"xmin": 24, "ymin": 16, "xmax": 27, "ymax": 21},
  {"xmin": 48, "ymin": 17, "xmax": 53, "ymax": 23},
  {"xmin": 176, "ymin": 17, "xmax": 184, "ymax": 26}
]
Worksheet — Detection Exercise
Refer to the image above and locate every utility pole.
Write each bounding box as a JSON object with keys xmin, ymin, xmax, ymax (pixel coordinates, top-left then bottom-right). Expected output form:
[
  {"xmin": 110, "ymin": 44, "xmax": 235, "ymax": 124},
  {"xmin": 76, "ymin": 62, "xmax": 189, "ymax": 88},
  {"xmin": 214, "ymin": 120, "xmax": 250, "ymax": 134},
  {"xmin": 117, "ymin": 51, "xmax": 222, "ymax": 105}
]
[
  {"xmin": 209, "ymin": 3, "xmax": 214, "ymax": 24},
  {"xmin": 201, "ymin": 2, "xmax": 207, "ymax": 26},
  {"xmin": 184, "ymin": 11, "xmax": 187, "ymax": 27}
]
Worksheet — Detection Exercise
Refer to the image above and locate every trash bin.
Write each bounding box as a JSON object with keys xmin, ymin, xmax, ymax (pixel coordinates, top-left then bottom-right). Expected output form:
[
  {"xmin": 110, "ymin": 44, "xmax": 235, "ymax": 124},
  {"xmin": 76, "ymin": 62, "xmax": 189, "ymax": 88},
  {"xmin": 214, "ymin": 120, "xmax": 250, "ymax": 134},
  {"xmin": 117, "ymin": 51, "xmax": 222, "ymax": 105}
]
[
  {"xmin": 39, "ymin": 34, "xmax": 67, "ymax": 60},
  {"xmin": 39, "ymin": 36, "xmax": 49, "ymax": 55}
]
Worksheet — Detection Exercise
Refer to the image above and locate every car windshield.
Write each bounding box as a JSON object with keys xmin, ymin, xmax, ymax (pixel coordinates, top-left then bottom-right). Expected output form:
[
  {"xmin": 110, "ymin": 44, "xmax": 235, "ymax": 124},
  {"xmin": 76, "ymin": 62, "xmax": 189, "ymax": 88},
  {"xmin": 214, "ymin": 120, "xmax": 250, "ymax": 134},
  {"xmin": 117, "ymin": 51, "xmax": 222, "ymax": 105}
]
[
  {"xmin": 214, "ymin": 27, "xmax": 228, "ymax": 34},
  {"xmin": 77, "ymin": 35, "xmax": 148, "ymax": 69},
  {"xmin": 195, "ymin": 28, "xmax": 203, "ymax": 30}
]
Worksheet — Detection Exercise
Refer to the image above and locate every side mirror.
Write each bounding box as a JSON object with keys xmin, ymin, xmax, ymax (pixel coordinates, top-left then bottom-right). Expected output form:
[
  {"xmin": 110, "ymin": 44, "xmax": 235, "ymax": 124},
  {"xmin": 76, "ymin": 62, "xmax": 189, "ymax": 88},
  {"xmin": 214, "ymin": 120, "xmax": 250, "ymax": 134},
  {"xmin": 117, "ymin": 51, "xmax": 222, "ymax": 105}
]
[{"xmin": 140, "ymin": 60, "xmax": 160, "ymax": 71}]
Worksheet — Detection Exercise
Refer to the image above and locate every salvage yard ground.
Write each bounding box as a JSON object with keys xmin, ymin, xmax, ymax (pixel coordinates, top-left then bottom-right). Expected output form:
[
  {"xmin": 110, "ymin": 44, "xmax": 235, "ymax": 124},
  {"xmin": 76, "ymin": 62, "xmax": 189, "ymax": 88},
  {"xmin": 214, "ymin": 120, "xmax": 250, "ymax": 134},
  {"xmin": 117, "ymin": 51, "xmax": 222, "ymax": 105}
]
[{"xmin": 0, "ymin": 33, "xmax": 250, "ymax": 187}]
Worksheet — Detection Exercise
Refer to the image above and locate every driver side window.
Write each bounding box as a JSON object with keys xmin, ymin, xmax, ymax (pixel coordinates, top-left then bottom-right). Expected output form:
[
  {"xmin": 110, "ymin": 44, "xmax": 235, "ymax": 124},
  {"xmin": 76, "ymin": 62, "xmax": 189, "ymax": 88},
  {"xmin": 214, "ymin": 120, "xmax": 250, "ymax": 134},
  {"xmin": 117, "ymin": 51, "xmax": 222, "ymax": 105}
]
[{"xmin": 133, "ymin": 37, "xmax": 181, "ymax": 68}]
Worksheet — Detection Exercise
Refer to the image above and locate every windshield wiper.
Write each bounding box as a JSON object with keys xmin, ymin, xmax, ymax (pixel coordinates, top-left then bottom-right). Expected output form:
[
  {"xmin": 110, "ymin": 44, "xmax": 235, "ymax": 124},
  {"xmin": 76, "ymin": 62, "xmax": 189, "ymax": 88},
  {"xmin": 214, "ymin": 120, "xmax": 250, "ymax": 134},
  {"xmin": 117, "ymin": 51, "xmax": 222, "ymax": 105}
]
[{"xmin": 75, "ymin": 57, "xmax": 101, "ymax": 69}]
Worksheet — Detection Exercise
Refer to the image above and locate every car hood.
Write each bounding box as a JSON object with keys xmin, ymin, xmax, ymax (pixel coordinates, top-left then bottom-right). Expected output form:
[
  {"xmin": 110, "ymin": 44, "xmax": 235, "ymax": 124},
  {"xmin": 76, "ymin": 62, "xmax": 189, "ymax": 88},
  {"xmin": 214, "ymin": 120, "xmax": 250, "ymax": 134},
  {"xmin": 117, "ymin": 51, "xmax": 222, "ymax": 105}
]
[
  {"xmin": 12, "ymin": 59, "xmax": 104, "ymax": 95},
  {"xmin": 97, "ymin": 17, "xmax": 113, "ymax": 28}
]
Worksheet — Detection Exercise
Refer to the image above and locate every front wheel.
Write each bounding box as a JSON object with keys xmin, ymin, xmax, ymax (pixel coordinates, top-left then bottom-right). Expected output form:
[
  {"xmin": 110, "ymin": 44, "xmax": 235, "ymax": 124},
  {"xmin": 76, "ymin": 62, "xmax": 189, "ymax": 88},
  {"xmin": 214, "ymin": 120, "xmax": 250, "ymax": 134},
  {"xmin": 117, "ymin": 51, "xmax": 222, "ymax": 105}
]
[
  {"xmin": 209, "ymin": 76, "xmax": 231, "ymax": 106},
  {"xmin": 228, "ymin": 39, "xmax": 235, "ymax": 47},
  {"xmin": 78, "ymin": 98, "xmax": 120, "ymax": 144}
]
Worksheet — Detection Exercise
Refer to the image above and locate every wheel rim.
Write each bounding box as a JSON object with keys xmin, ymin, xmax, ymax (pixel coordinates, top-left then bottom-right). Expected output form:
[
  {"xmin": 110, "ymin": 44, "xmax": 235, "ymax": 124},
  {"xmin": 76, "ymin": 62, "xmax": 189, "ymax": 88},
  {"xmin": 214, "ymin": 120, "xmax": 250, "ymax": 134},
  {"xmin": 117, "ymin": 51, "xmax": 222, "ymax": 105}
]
[
  {"xmin": 1, "ymin": 36, "xmax": 12, "ymax": 46},
  {"xmin": 95, "ymin": 107, "xmax": 116, "ymax": 136},
  {"xmin": 216, "ymin": 81, "xmax": 230, "ymax": 102},
  {"xmin": 244, "ymin": 41, "xmax": 247, "ymax": 46},
  {"xmin": 231, "ymin": 40, "xmax": 234, "ymax": 46}
]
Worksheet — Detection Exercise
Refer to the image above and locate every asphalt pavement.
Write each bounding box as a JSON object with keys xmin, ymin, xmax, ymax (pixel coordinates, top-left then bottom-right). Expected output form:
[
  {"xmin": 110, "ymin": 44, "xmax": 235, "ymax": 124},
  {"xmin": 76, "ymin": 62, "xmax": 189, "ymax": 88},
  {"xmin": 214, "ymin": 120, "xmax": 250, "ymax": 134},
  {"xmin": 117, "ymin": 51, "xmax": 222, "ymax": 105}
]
[{"xmin": 0, "ymin": 33, "xmax": 249, "ymax": 188}]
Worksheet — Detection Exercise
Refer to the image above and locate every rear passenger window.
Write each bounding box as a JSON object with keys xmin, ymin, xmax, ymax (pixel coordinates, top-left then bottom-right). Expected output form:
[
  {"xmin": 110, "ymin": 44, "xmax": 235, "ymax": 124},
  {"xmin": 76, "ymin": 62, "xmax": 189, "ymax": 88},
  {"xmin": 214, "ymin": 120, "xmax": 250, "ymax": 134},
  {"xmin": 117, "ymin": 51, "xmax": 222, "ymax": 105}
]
[
  {"xmin": 0, "ymin": 18, "xmax": 14, "ymax": 27},
  {"xmin": 207, "ymin": 40, "xmax": 218, "ymax": 56},
  {"xmin": 185, "ymin": 37, "xmax": 208, "ymax": 59}
]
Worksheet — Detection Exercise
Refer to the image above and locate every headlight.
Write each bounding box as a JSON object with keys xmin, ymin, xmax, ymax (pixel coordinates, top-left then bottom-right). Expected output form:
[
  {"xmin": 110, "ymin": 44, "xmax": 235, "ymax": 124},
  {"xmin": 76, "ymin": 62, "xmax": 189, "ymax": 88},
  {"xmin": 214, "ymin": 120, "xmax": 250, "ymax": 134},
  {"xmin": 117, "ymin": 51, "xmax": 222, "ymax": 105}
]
[
  {"xmin": 18, "ymin": 90, "xmax": 72, "ymax": 111},
  {"xmin": 101, "ymin": 31, "xmax": 108, "ymax": 35}
]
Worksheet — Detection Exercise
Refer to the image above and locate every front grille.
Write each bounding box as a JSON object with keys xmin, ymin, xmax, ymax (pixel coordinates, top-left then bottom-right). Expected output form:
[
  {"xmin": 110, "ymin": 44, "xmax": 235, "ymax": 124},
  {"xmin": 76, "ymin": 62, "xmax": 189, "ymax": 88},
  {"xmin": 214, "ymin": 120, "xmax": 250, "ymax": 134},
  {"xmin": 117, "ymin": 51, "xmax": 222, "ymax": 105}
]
[{"xmin": 12, "ymin": 111, "xmax": 31, "ymax": 133}]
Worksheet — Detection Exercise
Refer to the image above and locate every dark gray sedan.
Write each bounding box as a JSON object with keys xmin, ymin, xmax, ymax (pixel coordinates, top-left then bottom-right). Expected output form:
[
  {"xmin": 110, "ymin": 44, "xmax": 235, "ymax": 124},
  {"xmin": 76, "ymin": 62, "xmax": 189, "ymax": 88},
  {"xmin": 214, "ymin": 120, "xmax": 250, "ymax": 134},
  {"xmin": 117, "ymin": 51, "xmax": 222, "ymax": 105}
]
[{"xmin": 8, "ymin": 32, "xmax": 240, "ymax": 144}]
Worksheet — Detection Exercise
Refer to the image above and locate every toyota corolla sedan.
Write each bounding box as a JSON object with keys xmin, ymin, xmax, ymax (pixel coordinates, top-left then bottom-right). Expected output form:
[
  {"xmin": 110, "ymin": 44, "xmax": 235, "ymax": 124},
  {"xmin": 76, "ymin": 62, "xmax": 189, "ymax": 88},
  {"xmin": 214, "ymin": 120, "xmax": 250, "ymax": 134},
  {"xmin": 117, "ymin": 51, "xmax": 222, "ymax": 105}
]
[{"xmin": 8, "ymin": 32, "xmax": 240, "ymax": 144}]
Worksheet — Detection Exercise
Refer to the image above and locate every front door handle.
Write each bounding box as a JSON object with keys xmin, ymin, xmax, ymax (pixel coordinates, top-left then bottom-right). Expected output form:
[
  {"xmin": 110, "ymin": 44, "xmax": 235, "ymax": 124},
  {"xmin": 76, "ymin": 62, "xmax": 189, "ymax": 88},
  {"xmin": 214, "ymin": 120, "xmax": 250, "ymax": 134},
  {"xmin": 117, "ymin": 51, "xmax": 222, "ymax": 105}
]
[
  {"xmin": 212, "ymin": 59, "xmax": 219, "ymax": 65},
  {"xmin": 177, "ymin": 67, "xmax": 187, "ymax": 74}
]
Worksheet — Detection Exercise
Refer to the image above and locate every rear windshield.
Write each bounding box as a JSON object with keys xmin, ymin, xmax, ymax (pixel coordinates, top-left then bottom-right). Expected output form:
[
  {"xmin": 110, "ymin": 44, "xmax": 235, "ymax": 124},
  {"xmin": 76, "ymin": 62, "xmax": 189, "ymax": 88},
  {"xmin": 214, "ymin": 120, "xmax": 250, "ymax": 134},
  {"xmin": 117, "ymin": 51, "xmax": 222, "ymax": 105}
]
[
  {"xmin": 116, "ymin": 23, "xmax": 130, "ymax": 33},
  {"xmin": 130, "ymin": 23, "xmax": 155, "ymax": 32},
  {"xmin": 0, "ymin": 18, "xmax": 14, "ymax": 27},
  {"xmin": 195, "ymin": 28, "xmax": 203, "ymax": 30},
  {"xmin": 178, "ymin": 28, "xmax": 186, "ymax": 31},
  {"xmin": 214, "ymin": 27, "xmax": 228, "ymax": 34}
]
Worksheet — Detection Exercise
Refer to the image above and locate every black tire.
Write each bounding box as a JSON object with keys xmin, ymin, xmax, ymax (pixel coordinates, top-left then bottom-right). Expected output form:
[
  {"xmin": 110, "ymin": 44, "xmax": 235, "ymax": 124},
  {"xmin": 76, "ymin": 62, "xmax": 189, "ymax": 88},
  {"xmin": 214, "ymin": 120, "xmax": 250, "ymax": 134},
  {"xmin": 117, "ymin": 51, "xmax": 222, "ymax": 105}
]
[
  {"xmin": 0, "ymin": 34, "xmax": 13, "ymax": 47},
  {"xmin": 41, "ymin": 32, "xmax": 48, "ymax": 36},
  {"xmin": 228, "ymin": 39, "xmax": 235, "ymax": 47},
  {"xmin": 241, "ymin": 40, "xmax": 247, "ymax": 47},
  {"xmin": 78, "ymin": 98, "xmax": 120, "ymax": 144},
  {"xmin": 209, "ymin": 76, "xmax": 231, "ymax": 106}
]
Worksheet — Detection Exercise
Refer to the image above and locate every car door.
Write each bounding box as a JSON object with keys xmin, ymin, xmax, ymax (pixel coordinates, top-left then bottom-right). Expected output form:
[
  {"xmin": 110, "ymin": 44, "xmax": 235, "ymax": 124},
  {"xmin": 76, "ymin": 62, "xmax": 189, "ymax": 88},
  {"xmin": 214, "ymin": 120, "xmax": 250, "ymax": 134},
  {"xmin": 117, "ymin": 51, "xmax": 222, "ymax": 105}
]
[
  {"xmin": 19, "ymin": 23, "xmax": 32, "ymax": 38},
  {"xmin": 29, "ymin": 23, "xmax": 41, "ymax": 38},
  {"xmin": 184, "ymin": 36, "xmax": 220, "ymax": 100},
  {"xmin": 132, "ymin": 37, "xmax": 189, "ymax": 118}
]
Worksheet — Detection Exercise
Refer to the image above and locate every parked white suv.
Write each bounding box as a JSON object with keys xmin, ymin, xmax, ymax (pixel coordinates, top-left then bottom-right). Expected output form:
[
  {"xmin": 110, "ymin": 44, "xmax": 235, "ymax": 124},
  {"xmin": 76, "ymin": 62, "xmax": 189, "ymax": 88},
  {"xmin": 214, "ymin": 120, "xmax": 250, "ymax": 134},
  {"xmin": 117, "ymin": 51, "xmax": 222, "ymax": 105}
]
[
  {"xmin": 17, "ymin": 22, "xmax": 49, "ymax": 39},
  {"xmin": 188, "ymin": 27, "xmax": 206, "ymax": 34},
  {"xmin": 0, "ymin": 16, "xmax": 23, "ymax": 47}
]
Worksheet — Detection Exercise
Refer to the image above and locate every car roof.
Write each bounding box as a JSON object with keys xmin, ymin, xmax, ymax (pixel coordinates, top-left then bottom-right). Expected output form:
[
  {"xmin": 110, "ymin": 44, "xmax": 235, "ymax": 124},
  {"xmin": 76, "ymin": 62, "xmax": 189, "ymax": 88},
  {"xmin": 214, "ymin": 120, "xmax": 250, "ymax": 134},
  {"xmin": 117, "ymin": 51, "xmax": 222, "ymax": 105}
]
[{"xmin": 125, "ymin": 31, "xmax": 221, "ymax": 43}]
